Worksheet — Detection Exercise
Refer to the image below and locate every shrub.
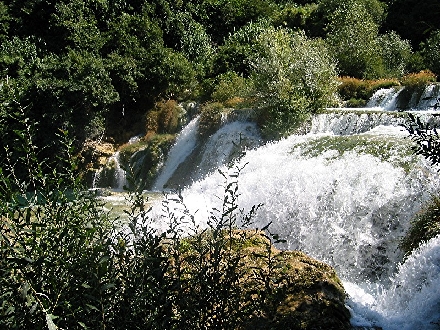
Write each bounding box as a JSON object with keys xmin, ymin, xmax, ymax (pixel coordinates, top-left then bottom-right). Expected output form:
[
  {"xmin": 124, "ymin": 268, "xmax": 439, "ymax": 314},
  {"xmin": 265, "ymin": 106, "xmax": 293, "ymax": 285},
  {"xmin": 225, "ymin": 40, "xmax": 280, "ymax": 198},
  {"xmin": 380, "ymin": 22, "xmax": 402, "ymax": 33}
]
[
  {"xmin": 198, "ymin": 102, "xmax": 225, "ymax": 138},
  {"xmin": 250, "ymin": 27, "xmax": 338, "ymax": 139},
  {"xmin": 211, "ymin": 71, "xmax": 253, "ymax": 106},
  {"xmin": 146, "ymin": 100, "xmax": 185, "ymax": 135},
  {"xmin": 400, "ymin": 70, "xmax": 437, "ymax": 89}
]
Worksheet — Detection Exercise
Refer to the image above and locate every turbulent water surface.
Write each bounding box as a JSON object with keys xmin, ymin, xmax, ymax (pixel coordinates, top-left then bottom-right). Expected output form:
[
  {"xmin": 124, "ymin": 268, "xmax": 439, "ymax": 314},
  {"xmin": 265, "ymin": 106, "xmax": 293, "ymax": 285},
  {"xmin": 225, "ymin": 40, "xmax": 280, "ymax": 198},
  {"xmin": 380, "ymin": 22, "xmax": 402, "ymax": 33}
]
[{"xmin": 100, "ymin": 86, "xmax": 440, "ymax": 329}]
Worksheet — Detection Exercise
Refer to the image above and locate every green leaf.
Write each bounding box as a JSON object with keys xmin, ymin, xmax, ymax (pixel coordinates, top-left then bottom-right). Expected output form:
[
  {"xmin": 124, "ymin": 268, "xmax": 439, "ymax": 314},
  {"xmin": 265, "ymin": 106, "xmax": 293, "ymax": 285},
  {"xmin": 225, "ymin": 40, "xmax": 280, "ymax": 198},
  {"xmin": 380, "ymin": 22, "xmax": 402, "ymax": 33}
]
[{"xmin": 45, "ymin": 313, "xmax": 58, "ymax": 330}]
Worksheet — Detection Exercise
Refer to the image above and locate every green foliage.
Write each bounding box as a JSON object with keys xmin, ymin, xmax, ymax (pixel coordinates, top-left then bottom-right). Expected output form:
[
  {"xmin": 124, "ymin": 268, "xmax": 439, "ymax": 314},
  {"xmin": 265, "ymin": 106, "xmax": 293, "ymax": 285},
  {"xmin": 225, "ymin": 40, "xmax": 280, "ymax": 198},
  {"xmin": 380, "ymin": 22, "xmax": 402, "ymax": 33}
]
[
  {"xmin": 214, "ymin": 20, "xmax": 271, "ymax": 77},
  {"xmin": 52, "ymin": 0, "xmax": 108, "ymax": 51},
  {"xmin": 0, "ymin": 111, "xmax": 117, "ymax": 329},
  {"xmin": 2, "ymin": 0, "xmax": 440, "ymax": 185},
  {"xmin": 0, "ymin": 1, "xmax": 10, "ymax": 42},
  {"xmin": 325, "ymin": 0, "xmax": 383, "ymax": 79},
  {"xmin": 146, "ymin": 100, "xmax": 185, "ymax": 135},
  {"xmin": 159, "ymin": 166, "xmax": 264, "ymax": 329},
  {"xmin": 250, "ymin": 28, "xmax": 338, "ymax": 139},
  {"xmin": 0, "ymin": 36, "xmax": 38, "ymax": 78},
  {"xmin": 378, "ymin": 31, "xmax": 413, "ymax": 78},
  {"xmin": 323, "ymin": 0, "xmax": 415, "ymax": 79},
  {"xmin": 271, "ymin": 3, "xmax": 318, "ymax": 31},
  {"xmin": 420, "ymin": 30, "xmax": 440, "ymax": 76},
  {"xmin": 197, "ymin": 0, "xmax": 275, "ymax": 45},
  {"xmin": 198, "ymin": 102, "xmax": 225, "ymax": 137},
  {"xmin": 405, "ymin": 112, "xmax": 440, "ymax": 166},
  {"xmin": 211, "ymin": 71, "xmax": 254, "ymax": 107}
]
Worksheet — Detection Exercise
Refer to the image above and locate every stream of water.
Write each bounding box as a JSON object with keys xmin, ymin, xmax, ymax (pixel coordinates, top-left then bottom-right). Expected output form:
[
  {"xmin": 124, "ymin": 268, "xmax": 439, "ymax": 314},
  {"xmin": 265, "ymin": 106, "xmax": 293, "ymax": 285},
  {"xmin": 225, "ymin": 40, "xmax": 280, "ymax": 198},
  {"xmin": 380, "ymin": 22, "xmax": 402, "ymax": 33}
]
[{"xmin": 98, "ymin": 85, "xmax": 440, "ymax": 329}]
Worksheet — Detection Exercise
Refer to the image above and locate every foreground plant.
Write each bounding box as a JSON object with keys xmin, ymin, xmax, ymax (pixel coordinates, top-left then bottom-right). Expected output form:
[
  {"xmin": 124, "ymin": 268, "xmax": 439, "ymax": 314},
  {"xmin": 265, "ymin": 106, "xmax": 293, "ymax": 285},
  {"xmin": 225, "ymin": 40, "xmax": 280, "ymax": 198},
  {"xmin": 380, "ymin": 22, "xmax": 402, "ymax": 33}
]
[{"xmin": 1, "ymin": 108, "xmax": 349, "ymax": 329}]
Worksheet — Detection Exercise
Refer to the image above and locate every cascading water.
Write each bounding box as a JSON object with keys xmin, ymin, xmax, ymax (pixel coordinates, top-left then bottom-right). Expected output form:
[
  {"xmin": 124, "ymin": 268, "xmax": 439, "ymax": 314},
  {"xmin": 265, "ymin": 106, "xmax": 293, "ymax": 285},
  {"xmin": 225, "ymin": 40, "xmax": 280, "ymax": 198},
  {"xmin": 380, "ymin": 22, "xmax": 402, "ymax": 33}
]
[
  {"xmin": 149, "ymin": 107, "xmax": 440, "ymax": 329},
  {"xmin": 152, "ymin": 116, "xmax": 262, "ymax": 190},
  {"xmin": 367, "ymin": 83, "xmax": 440, "ymax": 111},
  {"xmin": 153, "ymin": 116, "xmax": 200, "ymax": 190},
  {"xmin": 92, "ymin": 151, "xmax": 127, "ymax": 190},
  {"xmin": 366, "ymin": 88, "xmax": 403, "ymax": 110}
]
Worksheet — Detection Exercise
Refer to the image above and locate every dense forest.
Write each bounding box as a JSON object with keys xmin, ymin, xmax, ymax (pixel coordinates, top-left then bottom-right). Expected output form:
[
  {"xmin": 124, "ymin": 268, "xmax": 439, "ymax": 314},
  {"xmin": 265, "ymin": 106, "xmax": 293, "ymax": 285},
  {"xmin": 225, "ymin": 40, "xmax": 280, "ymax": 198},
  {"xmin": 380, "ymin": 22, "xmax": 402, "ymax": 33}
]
[{"xmin": 0, "ymin": 0, "xmax": 440, "ymax": 180}]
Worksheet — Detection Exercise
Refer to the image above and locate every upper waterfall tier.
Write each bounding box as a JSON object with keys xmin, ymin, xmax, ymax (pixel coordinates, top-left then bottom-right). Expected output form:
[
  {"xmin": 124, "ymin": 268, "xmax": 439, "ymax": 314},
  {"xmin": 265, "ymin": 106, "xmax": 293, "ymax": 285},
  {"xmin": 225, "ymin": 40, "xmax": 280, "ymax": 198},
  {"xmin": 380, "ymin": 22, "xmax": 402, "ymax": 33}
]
[
  {"xmin": 365, "ymin": 83, "xmax": 440, "ymax": 111},
  {"xmin": 312, "ymin": 110, "xmax": 440, "ymax": 135}
]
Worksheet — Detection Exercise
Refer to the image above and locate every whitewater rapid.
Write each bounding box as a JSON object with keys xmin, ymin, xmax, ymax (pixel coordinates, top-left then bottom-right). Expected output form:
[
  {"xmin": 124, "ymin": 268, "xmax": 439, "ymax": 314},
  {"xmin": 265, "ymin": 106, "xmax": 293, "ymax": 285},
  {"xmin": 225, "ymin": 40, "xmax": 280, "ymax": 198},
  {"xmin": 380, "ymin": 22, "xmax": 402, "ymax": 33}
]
[{"xmin": 150, "ymin": 114, "xmax": 440, "ymax": 329}]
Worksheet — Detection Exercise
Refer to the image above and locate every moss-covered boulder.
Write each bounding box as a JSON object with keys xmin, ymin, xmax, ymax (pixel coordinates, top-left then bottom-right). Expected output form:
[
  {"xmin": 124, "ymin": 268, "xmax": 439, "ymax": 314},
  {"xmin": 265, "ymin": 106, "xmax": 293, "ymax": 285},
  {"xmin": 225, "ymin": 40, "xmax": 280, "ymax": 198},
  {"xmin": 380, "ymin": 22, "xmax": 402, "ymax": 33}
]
[
  {"xmin": 173, "ymin": 229, "xmax": 351, "ymax": 330},
  {"xmin": 401, "ymin": 195, "xmax": 440, "ymax": 256},
  {"xmin": 239, "ymin": 232, "xmax": 351, "ymax": 330}
]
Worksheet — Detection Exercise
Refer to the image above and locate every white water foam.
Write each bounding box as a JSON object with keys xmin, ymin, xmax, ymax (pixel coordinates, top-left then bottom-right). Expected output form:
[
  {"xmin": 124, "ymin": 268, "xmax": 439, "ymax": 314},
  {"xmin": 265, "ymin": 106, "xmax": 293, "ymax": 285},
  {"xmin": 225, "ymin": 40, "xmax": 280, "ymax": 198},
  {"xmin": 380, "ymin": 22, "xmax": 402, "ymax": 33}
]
[
  {"xmin": 151, "ymin": 122, "xmax": 439, "ymax": 329},
  {"xmin": 152, "ymin": 116, "xmax": 200, "ymax": 190},
  {"xmin": 366, "ymin": 88, "xmax": 403, "ymax": 110}
]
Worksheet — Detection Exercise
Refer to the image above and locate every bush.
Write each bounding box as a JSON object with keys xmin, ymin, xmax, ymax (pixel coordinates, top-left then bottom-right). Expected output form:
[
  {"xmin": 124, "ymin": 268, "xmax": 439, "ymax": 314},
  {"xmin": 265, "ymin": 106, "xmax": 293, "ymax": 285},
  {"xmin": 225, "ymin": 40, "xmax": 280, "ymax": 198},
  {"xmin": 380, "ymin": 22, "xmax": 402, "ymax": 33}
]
[
  {"xmin": 146, "ymin": 100, "xmax": 185, "ymax": 135},
  {"xmin": 250, "ymin": 27, "xmax": 338, "ymax": 139},
  {"xmin": 198, "ymin": 102, "xmax": 225, "ymax": 138},
  {"xmin": 211, "ymin": 71, "xmax": 254, "ymax": 107},
  {"xmin": 400, "ymin": 70, "xmax": 437, "ymax": 89}
]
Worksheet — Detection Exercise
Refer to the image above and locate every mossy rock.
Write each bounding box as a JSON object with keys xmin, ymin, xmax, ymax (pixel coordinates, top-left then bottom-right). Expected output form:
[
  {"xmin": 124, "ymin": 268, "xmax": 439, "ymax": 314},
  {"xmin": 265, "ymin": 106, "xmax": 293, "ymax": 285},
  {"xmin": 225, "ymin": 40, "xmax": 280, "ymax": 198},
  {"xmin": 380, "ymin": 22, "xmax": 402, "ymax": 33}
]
[
  {"xmin": 174, "ymin": 229, "xmax": 351, "ymax": 330},
  {"xmin": 238, "ymin": 232, "xmax": 351, "ymax": 330},
  {"xmin": 400, "ymin": 195, "xmax": 440, "ymax": 256}
]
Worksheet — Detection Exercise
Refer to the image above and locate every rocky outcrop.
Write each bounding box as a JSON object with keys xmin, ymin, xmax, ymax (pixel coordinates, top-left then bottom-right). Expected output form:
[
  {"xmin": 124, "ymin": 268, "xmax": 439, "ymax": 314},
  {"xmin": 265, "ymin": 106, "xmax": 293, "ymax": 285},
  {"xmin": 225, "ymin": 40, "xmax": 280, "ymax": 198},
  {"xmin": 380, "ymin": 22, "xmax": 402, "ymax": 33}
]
[{"xmin": 238, "ymin": 232, "xmax": 351, "ymax": 330}]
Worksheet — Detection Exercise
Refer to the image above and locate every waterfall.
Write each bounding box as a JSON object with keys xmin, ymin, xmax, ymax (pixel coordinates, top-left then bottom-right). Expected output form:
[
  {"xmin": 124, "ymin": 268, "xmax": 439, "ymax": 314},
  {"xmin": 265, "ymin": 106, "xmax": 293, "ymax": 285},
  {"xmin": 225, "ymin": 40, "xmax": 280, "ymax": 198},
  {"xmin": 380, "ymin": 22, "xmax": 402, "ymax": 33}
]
[
  {"xmin": 92, "ymin": 151, "xmax": 127, "ymax": 190},
  {"xmin": 152, "ymin": 116, "xmax": 262, "ymax": 190},
  {"xmin": 152, "ymin": 116, "xmax": 200, "ymax": 190},
  {"xmin": 366, "ymin": 88, "xmax": 403, "ymax": 110},
  {"xmin": 366, "ymin": 83, "xmax": 440, "ymax": 111},
  {"xmin": 149, "ymin": 106, "xmax": 440, "ymax": 329}
]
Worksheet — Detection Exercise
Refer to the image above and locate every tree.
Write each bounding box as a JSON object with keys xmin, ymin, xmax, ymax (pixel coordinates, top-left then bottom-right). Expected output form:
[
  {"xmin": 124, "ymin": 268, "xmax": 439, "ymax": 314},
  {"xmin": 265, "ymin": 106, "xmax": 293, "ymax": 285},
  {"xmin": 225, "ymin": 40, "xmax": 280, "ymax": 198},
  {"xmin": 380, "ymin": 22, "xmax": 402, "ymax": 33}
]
[
  {"xmin": 250, "ymin": 27, "xmax": 338, "ymax": 139},
  {"xmin": 420, "ymin": 30, "xmax": 440, "ymax": 76},
  {"xmin": 378, "ymin": 31, "xmax": 413, "ymax": 78},
  {"xmin": 325, "ymin": 0, "xmax": 383, "ymax": 78}
]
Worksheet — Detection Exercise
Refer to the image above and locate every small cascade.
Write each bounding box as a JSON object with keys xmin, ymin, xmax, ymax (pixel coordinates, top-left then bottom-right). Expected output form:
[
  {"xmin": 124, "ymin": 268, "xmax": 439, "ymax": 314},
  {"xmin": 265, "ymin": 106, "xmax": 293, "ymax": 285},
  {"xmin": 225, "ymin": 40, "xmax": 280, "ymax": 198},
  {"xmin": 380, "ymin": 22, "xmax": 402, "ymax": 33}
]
[
  {"xmin": 193, "ymin": 121, "xmax": 261, "ymax": 180},
  {"xmin": 154, "ymin": 120, "xmax": 262, "ymax": 190},
  {"xmin": 365, "ymin": 83, "xmax": 440, "ymax": 111},
  {"xmin": 411, "ymin": 83, "xmax": 440, "ymax": 110},
  {"xmin": 92, "ymin": 151, "xmax": 127, "ymax": 190},
  {"xmin": 310, "ymin": 111, "xmax": 406, "ymax": 135},
  {"xmin": 366, "ymin": 88, "xmax": 403, "ymax": 110},
  {"xmin": 152, "ymin": 116, "xmax": 200, "ymax": 190}
]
